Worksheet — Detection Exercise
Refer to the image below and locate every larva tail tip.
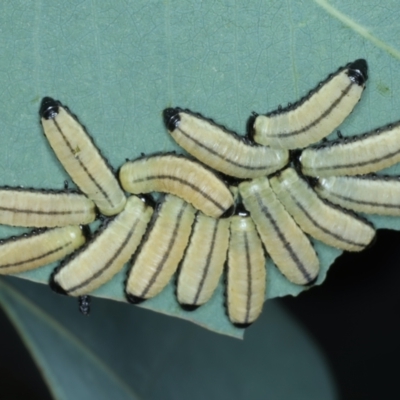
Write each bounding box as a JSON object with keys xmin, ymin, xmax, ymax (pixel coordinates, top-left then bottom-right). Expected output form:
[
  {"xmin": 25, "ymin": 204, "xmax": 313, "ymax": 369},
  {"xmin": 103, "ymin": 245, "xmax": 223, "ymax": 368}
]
[
  {"xmin": 163, "ymin": 107, "xmax": 181, "ymax": 131},
  {"xmin": 180, "ymin": 303, "xmax": 200, "ymax": 312},
  {"xmin": 304, "ymin": 274, "xmax": 318, "ymax": 287},
  {"xmin": 49, "ymin": 276, "xmax": 68, "ymax": 295},
  {"xmin": 125, "ymin": 293, "xmax": 146, "ymax": 304},
  {"xmin": 348, "ymin": 59, "xmax": 368, "ymax": 85},
  {"xmin": 40, "ymin": 97, "xmax": 60, "ymax": 119}
]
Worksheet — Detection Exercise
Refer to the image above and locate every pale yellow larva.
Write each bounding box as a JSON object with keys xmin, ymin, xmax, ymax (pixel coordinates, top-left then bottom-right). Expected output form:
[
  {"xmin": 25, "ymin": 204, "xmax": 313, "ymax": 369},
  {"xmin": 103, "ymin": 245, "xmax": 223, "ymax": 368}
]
[
  {"xmin": 119, "ymin": 153, "xmax": 234, "ymax": 218},
  {"xmin": 39, "ymin": 97, "xmax": 126, "ymax": 216},
  {"xmin": 239, "ymin": 177, "xmax": 319, "ymax": 285},
  {"xmin": 250, "ymin": 59, "xmax": 367, "ymax": 149},
  {"xmin": 300, "ymin": 120, "xmax": 400, "ymax": 177},
  {"xmin": 0, "ymin": 225, "xmax": 86, "ymax": 275},
  {"xmin": 163, "ymin": 108, "xmax": 288, "ymax": 179},
  {"xmin": 125, "ymin": 194, "xmax": 196, "ymax": 303},
  {"xmin": 176, "ymin": 212, "xmax": 230, "ymax": 309},
  {"xmin": 227, "ymin": 206, "xmax": 266, "ymax": 327},
  {"xmin": 50, "ymin": 195, "xmax": 153, "ymax": 296},
  {"xmin": 270, "ymin": 167, "xmax": 376, "ymax": 252},
  {"xmin": 0, "ymin": 187, "xmax": 96, "ymax": 227}
]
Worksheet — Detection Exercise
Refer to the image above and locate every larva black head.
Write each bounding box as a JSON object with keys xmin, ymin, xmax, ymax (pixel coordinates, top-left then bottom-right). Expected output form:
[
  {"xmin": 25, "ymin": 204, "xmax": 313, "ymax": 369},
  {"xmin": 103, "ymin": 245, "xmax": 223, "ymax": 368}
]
[
  {"xmin": 180, "ymin": 303, "xmax": 200, "ymax": 312},
  {"xmin": 304, "ymin": 275, "xmax": 318, "ymax": 287},
  {"xmin": 125, "ymin": 292, "xmax": 146, "ymax": 304},
  {"xmin": 78, "ymin": 295, "xmax": 91, "ymax": 316},
  {"xmin": 39, "ymin": 97, "xmax": 60, "ymax": 120},
  {"xmin": 163, "ymin": 108, "xmax": 181, "ymax": 131},
  {"xmin": 49, "ymin": 275, "xmax": 68, "ymax": 295},
  {"xmin": 233, "ymin": 322, "xmax": 253, "ymax": 329},
  {"xmin": 246, "ymin": 112, "xmax": 258, "ymax": 141},
  {"xmin": 347, "ymin": 59, "xmax": 368, "ymax": 86}
]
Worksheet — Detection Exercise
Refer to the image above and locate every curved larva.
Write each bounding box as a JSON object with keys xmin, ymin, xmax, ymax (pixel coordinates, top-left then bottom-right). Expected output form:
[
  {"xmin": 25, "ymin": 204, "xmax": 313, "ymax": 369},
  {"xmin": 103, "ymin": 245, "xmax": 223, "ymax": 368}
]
[
  {"xmin": 0, "ymin": 226, "xmax": 86, "ymax": 275},
  {"xmin": 163, "ymin": 108, "xmax": 289, "ymax": 179},
  {"xmin": 125, "ymin": 194, "xmax": 196, "ymax": 303},
  {"xmin": 300, "ymin": 121, "xmax": 400, "ymax": 177},
  {"xmin": 250, "ymin": 59, "xmax": 368, "ymax": 150},
  {"xmin": 176, "ymin": 213, "xmax": 230, "ymax": 309},
  {"xmin": 119, "ymin": 154, "xmax": 234, "ymax": 218},
  {"xmin": 50, "ymin": 195, "xmax": 153, "ymax": 296},
  {"xmin": 227, "ymin": 207, "xmax": 266, "ymax": 328},
  {"xmin": 239, "ymin": 177, "xmax": 319, "ymax": 285},
  {"xmin": 0, "ymin": 187, "xmax": 96, "ymax": 227},
  {"xmin": 315, "ymin": 175, "xmax": 400, "ymax": 216},
  {"xmin": 39, "ymin": 97, "xmax": 127, "ymax": 216},
  {"xmin": 270, "ymin": 168, "xmax": 376, "ymax": 252}
]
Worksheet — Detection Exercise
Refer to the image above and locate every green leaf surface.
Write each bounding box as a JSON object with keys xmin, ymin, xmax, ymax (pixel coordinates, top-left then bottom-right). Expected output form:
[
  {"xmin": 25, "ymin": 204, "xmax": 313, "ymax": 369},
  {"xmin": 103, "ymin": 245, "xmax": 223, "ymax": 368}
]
[
  {"xmin": 0, "ymin": 0, "xmax": 400, "ymax": 336},
  {"xmin": 0, "ymin": 276, "xmax": 338, "ymax": 400}
]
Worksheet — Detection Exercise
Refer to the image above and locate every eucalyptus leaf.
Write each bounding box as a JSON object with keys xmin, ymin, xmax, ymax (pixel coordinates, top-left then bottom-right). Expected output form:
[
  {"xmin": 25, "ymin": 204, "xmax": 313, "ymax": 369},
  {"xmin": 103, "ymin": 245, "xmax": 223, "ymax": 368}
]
[
  {"xmin": 0, "ymin": 0, "xmax": 400, "ymax": 336},
  {"xmin": 0, "ymin": 277, "xmax": 338, "ymax": 400}
]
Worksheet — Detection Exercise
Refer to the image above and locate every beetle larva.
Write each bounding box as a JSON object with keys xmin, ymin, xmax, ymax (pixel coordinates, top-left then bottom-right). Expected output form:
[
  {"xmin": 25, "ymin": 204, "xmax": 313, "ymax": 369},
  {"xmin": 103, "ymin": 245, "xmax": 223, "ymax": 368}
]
[
  {"xmin": 299, "ymin": 120, "xmax": 400, "ymax": 177},
  {"xmin": 39, "ymin": 97, "xmax": 126, "ymax": 216},
  {"xmin": 239, "ymin": 177, "xmax": 319, "ymax": 285},
  {"xmin": 125, "ymin": 194, "xmax": 196, "ymax": 303},
  {"xmin": 0, "ymin": 187, "xmax": 96, "ymax": 227},
  {"xmin": 119, "ymin": 153, "xmax": 234, "ymax": 218},
  {"xmin": 315, "ymin": 175, "xmax": 400, "ymax": 216},
  {"xmin": 176, "ymin": 212, "xmax": 230, "ymax": 309},
  {"xmin": 249, "ymin": 59, "xmax": 368, "ymax": 149},
  {"xmin": 0, "ymin": 225, "xmax": 87, "ymax": 275},
  {"xmin": 226, "ymin": 205, "xmax": 266, "ymax": 327},
  {"xmin": 50, "ymin": 195, "xmax": 153, "ymax": 296},
  {"xmin": 270, "ymin": 167, "xmax": 376, "ymax": 252},
  {"xmin": 163, "ymin": 108, "xmax": 289, "ymax": 179}
]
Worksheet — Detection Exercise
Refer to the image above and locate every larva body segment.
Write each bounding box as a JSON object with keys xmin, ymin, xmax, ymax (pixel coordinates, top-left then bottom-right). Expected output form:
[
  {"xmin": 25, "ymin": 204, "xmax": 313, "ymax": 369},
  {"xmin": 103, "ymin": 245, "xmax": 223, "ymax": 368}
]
[
  {"xmin": 315, "ymin": 175, "xmax": 400, "ymax": 216},
  {"xmin": 163, "ymin": 108, "xmax": 289, "ymax": 179},
  {"xmin": 251, "ymin": 59, "xmax": 368, "ymax": 149},
  {"xmin": 119, "ymin": 154, "xmax": 234, "ymax": 218},
  {"xmin": 0, "ymin": 187, "xmax": 96, "ymax": 227},
  {"xmin": 177, "ymin": 212, "xmax": 230, "ymax": 309},
  {"xmin": 125, "ymin": 194, "xmax": 196, "ymax": 302},
  {"xmin": 0, "ymin": 226, "xmax": 86, "ymax": 275},
  {"xmin": 239, "ymin": 177, "xmax": 319, "ymax": 285},
  {"xmin": 270, "ymin": 167, "xmax": 376, "ymax": 252},
  {"xmin": 226, "ymin": 207, "xmax": 266, "ymax": 327},
  {"xmin": 40, "ymin": 97, "xmax": 126, "ymax": 216},
  {"xmin": 300, "ymin": 121, "xmax": 400, "ymax": 177},
  {"xmin": 50, "ymin": 195, "xmax": 153, "ymax": 296}
]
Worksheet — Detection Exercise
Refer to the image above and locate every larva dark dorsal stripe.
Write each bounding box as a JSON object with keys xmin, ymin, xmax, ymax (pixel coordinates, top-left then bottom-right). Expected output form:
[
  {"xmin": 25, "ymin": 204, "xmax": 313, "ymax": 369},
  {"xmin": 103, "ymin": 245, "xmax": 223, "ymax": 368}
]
[
  {"xmin": 226, "ymin": 206, "xmax": 266, "ymax": 328},
  {"xmin": 125, "ymin": 194, "xmax": 196, "ymax": 303},
  {"xmin": 50, "ymin": 195, "xmax": 153, "ymax": 296},
  {"xmin": 0, "ymin": 187, "xmax": 96, "ymax": 227},
  {"xmin": 0, "ymin": 226, "xmax": 86, "ymax": 275},
  {"xmin": 239, "ymin": 177, "xmax": 319, "ymax": 285},
  {"xmin": 270, "ymin": 167, "xmax": 376, "ymax": 252},
  {"xmin": 300, "ymin": 120, "xmax": 400, "ymax": 177},
  {"xmin": 315, "ymin": 175, "xmax": 400, "ymax": 216},
  {"xmin": 177, "ymin": 212, "xmax": 230, "ymax": 309},
  {"xmin": 119, "ymin": 153, "xmax": 234, "ymax": 218},
  {"xmin": 250, "ymin": 59, "xmax": 367, "ymax": 150},
  {"xmin": 163, "ymin": 108, "xmax": 289, "ymax": 179},
  {"xmin": 39, "ymin": 97, "xmax": 126, "ymax": 216}
]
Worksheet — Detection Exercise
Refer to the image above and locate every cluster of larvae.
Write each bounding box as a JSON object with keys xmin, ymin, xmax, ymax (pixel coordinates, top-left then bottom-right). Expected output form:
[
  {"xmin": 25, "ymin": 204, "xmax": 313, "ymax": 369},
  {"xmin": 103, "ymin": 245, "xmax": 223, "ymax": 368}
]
[{"xmin": 2, "ymin": 58, "xmax": 398, "ymax": 327}]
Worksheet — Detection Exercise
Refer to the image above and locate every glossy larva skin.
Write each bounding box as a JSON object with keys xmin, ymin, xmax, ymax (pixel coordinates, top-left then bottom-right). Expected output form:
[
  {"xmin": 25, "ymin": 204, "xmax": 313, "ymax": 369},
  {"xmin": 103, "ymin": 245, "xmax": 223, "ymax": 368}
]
[
  {"xmin": 0, "ymin": 226, "xmax": 86, "ymax": 275},
  {"xmin": 270, "ymin": 168, "xmax": 376, "ymax": 252},
  {"xmin": 51, "ymin": 196, "xmax": 153, "ymax": 296},
  {"xmin": 126, "ymin": 194, "xmax": 196, "ymax": 302},
  {"xmin": 316, "ymin": 175, "xmax": 400, "ymax": 216},
  {"xmin": 300, "ymin": 121, "xmax": 400, "ymax": 177},
  {"xmin": 39, "ymin": 97, "xmax": 126, "ymax": 216},
  {"xmin": 227, "ymin": 211, "xmax": 266, "ymax": 327},
  {"xmin": 177, "ymin": 213, "xmax": 230, "ymax": 308},
  {"xmin": 119, "ymin": 154, "xmax": 234, "ymax": 218},
  {"xmin": 163, "ymin": 108, "xmax": 289, "ymax": 179},
  {"xmin": 239, "ymin": 177, "xmax": 319, "ymax": 285},
  {"xmin": 251, "ymin": 59, "xmax": 367, "ymax": 150},
  {"xmin": 0, "ymin": 188, "xmax": 96, "ymax": 227}
]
